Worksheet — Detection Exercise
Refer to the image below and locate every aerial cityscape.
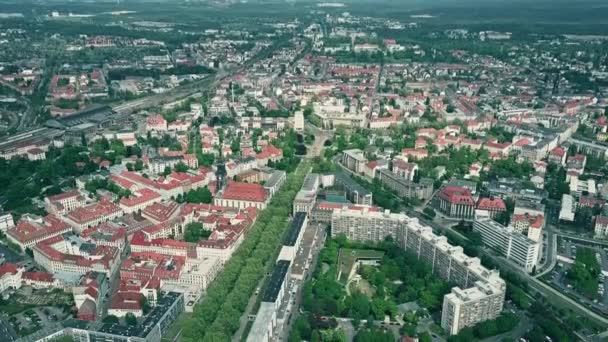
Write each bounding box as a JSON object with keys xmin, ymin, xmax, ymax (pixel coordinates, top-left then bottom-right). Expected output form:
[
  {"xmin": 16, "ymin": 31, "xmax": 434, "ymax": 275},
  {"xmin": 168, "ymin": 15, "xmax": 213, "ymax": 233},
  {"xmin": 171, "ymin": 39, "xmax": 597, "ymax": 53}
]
[{"xmin": 0, "ymin": 0, "xmax": 608, "ymax": 341}]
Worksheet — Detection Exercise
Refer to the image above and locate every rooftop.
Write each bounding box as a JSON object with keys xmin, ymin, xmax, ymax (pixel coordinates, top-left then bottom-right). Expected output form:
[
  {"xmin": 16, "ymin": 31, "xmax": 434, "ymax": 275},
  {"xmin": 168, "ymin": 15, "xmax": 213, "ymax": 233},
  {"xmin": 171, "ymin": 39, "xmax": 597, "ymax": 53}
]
[
  {"xmin": 262, "ymin": 260, "xmax": 290, "ymax": 303},
  {"xmin": 284, "ymin": 212, "xmax": 306, "ymax": 247},
  {"xmin": 221, "ymin": 181, "xmax": 268, "ymax": 202}
]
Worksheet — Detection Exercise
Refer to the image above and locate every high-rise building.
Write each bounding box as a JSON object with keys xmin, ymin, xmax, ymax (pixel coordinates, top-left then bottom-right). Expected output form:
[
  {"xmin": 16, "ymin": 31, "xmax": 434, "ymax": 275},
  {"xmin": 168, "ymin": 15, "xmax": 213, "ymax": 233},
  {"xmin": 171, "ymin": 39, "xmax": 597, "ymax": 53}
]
[
  {"xmin": 473, "ymin": 218, "xmax": 540, "ymax": 273},
  {"xmin": 441, "ymin": 281, "xmax": 505, "ymax": 335},
  {"xmin": 331, "ymin": 207, "xmax": 405, "ymax": 242},
  {"xmin": 330, "ymin": 207, "xmax": 506, "ymax": 335}
]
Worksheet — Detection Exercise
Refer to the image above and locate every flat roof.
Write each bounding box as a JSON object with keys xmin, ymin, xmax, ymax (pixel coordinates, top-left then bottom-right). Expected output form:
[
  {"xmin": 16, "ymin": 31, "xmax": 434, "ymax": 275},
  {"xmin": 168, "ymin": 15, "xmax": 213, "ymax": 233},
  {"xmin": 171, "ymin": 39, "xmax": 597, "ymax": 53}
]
[
  {"xmin": 301, "ymin": 173, "xmax": 319, "ymax": 192},
  {"xmin": 265, "ymin": 170, "xmax": 286, "ymax": 189},
  {"xmin": 247, "ymin": 302, "xmax": 275, "ymax": 342},
  {"xmin": 284, "ymin": 212, "xmax": 306, "ymax": 246},
  {"xmin": 335, "ymin": 171, "xmax": 371, "ymax": 196},
  {"xmin": 262, "ymin": 260, "xmax": 290, "ymax": 303}
]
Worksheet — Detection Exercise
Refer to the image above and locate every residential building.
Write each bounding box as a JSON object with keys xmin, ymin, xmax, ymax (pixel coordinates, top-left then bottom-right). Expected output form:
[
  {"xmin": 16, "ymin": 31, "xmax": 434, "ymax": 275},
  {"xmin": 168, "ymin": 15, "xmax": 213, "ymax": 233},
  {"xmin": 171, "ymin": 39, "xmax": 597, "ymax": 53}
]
[
  {"xmin": 294, "ymin": 111, "xmax": 304, "ymax": 131},
  {"xmin": 247, "ymin": 260, "xmax": 291, "ymax": 342},
  {"xmin": 293, "ymin": 173, "xmax": 320, "ymax": 213},
  {"xmin": 0, "ymin": 263, "xmax": 24, "ymax": 292},
  {"xmin": 559, "ymin": 194, "xmax": 576, "ymax": 222},
  {"xmin": 332, "ymin": 207, "xmax": 406, "ymax": 242},
  {"xmin": 0, "ymin": 212, "xmax": 14, "ymax": 232},
  {"xmin": 376, "ymin": 169, "xmax": 433, "ymax": 200},
  {"xmin": 476, "ymin": 198, "xmax": 506, "ymax": 219},
  {"xmin": 62, "ymin": 200, "xmax": 124, "ymax": 232},
  {"xmin": 329, "ymin": 207, "xmax": 506, "ymax": 335},
  {"xmin": 441, "ymin": 281, "xmax": 505, "ymax": 335},
  {"xmin": 334, "ymin": 171, "xmax": 374, "ymax": 205},
  {"xmin": 312, "ymin": 202, "xmax": 379, "ymax": 224},
  {"xmin": 36, "ymin": 292, "xmax": 185, "ymax": 342},
  {"xmin": 33, "ymin": 234, "xmax": 121, "ymax": 279},
  {"xmin": 277, "ymin": 212, "xmax": 307, "ymax": 264},
  {"xmin": 392, "ymin": 160, "xmax": 418, "ymax": 181},
  {"xmin": 7, "ymin": 214, "xmax": 72, "ymax": 251},
  {"xmin": 473, "ymin": 218, "xmax": 540, "ymax": 273},
  {"xmin": 342, "ymin": 149, "xmax": 367, "ymax": 174},
  {"xmin": 595, "ymin": 217, "xmax": 608, "ymax": 239},
  {"xmin": 119, "ymin": 188, "xmax": 162, "ymax": 214},
  {"xmin": 45, "ymin": 191, "xmax": 87, "ymax": 215}
]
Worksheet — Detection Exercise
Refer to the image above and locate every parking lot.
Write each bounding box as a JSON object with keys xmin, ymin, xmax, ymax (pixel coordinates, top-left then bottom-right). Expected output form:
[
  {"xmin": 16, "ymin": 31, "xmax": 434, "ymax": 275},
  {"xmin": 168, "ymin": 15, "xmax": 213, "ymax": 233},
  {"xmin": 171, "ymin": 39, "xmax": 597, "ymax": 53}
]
[{"xmin": 547, "ymin": 238, "xmax": 608, "ymax": 315}]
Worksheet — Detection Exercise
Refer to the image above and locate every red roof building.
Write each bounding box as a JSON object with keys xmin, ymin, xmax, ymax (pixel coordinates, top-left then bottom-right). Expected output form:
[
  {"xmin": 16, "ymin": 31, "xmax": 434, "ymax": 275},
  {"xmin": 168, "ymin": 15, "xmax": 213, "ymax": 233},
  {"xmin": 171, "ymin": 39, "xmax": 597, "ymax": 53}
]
[
  {"xmin": 21, "ymin": 271, "xmax": 56, "ymax": 289},
  {"xmin": 7, "ymin": 215, "xmax": 72, "ymax": 250},
  {"xmin": 547, "ymin": 147, "xmax": 566, "ymax": 166},
  {"xmin": 476, "ymin": 197, "xmax": 507, "ymax": 218},
  {"xmin": 214, "ymin": 181, "xmax": 269, "ymax": 209},
  {"xmin": 119, "ymin": 188, "xmax": 162, "ymax": 214},
  {"xmin": 436, "ymin": 186, "xmax": 475, "ymax": 219},
  {"xmin": 64, "ymin": 200, "xmax": 123, "ymax": 232},
  {"xmin": 142, "ymin": 201, "xmax": 181, "ymax": 224},
  {"xmin": 0, "ymin": 263, "xmax": 23, "ymax": 292}
]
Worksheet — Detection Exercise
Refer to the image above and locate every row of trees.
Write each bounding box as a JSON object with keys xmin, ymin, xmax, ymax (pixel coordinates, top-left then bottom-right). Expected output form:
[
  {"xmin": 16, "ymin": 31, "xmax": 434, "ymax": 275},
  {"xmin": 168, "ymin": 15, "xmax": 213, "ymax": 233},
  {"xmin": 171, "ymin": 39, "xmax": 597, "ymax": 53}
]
[
  {"xmin": 178, "ymin": 160, "xmax": 310, "ymax": 341},
  {"xmin": 84, "ymin": 179, "xmax": 131, "ymax": 200}
]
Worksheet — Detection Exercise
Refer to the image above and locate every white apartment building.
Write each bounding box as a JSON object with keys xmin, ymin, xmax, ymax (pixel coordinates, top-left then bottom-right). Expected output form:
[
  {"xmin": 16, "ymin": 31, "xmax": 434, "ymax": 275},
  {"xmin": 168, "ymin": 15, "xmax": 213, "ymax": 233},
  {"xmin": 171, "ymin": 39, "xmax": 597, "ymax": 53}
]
[
  {"xmin": 341, "ymin": 149, "xmax": 367, "ymax": 174},
  {"xmin": 294, "ymin": 110, "xmax": 304, "ymax": 131},
  {"xmin": 0, "ymin": 212, "xmax": 14, "ymax": 232},
  {"xmin": 330, "ymin": 207, "xmax": 506, "ymax": 335},
  {"xmin": 559, "ymin": 194, "xmax": 576, "ymax": 222},
  {"xmin": 441, "ymin": 281, "xmax": 505, "ymax": 335},
  {"xmin": 595, "ymin": 217, "xmax": 608, "ymax": 239},
  {"xmin": 331, "ymin": 207, "xmax": 406, "ymax": 242},
  {"xmin": 0, "ymin": 263, "xmax": 24, "ymax": 292},
  {"xmin": 293, "ymin": 173, "xmax": 320, "ymax": 214},
  {"xmin": 473, "ymin": 218, "xmax": 540, "ymax": 273}
]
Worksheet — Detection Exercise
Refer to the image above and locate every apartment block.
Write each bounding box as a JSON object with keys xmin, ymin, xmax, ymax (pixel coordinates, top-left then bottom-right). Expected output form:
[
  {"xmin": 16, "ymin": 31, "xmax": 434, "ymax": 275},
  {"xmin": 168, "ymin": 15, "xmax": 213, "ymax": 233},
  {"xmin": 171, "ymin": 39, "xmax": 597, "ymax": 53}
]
[
  {"xmin": 473, "ymin": 218, "xmax": 540, "ymax": 273},
  {"xmin": 330, "ymin": 207, "xmax": 506, "ymax": 335}
]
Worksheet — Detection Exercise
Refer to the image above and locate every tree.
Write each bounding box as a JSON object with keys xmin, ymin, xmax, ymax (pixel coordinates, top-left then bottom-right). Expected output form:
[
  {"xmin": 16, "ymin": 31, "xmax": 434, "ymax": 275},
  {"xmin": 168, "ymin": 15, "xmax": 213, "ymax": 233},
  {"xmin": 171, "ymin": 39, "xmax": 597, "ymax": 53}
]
[
  {"xmin": 184, "ymin": 222, "xmax": 212, "ymax": 243},
  {"xmin": 186, "ymin": 187, "xmax": 212, "ymax": 204},
  {"xmin": 102, "ymin": 315, "xmax": 119, "ymax": 324},
  {"xmin": 423, "ymin": 207, "xmax": 436, "ymax": 219},
  {"xmin": 354, "ymin": 327, "xmax": 394, "ymax": 342},
  {"xmin": 125, "ymin": 312, "xmax": 137, "ymax": 326},
  {"xmin": 141, "ymin": 295, "xmax": 151, "ymax": 315},
  {"xmin": 419, "ymin": 332, "xmax": 432, "ymax": 342},
  {"xmin": 174, "ymin": 162, "xmax": 189, "ymax": 173}
]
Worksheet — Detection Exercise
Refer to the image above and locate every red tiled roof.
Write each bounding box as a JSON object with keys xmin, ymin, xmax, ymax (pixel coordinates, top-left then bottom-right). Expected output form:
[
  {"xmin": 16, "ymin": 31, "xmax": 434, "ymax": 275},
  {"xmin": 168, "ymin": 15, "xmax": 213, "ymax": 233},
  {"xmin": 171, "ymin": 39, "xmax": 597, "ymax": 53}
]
[
  {"xmin": 66, "ymin": 200, "xmax": 122, "ymax": 224},
  {"xmin": 550, "ymin": 147, "xmax": 565, "ymax": 157},
  {"xmin": 47, "ymin": 191, "xmax": 81, "ymax": 202},
  {"xmin": 221, "ymin": 182, "xmax": 268, "ymax": 202},
  {"xmin": 439, "ymin": 186, "xmax": 475, "ymax": 206},
  {"xmin": 22, "ymin": 271, "xmax": 54, "ymax": 283},
  {"xmin": 596, "ymin": 216, "xmax": 608, "ymax": 227},
  {"xmin": 0, "ymin": 263, "xmax": 19, "ymax": 277},
  {"xmin": 8, "ymin": 215, "xmax": 70, "ymax": 244},
  {"xmin": 109, "ymin": 291, "xmax": 142, "ymax": 311},
  {"xmin": 120, "ymin": 188, "xmax": 161, "ymax": 207},
  {"xmin": 110, "ymin": 175, "xmax": 137, "ymax": 190},
  {"xmin": 142, "ymin": 201, "xmax": 181, "ymax": 222},
  {"xmin": 477, "ymin": 197, "xmax": 506, "ymax": 211}
]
